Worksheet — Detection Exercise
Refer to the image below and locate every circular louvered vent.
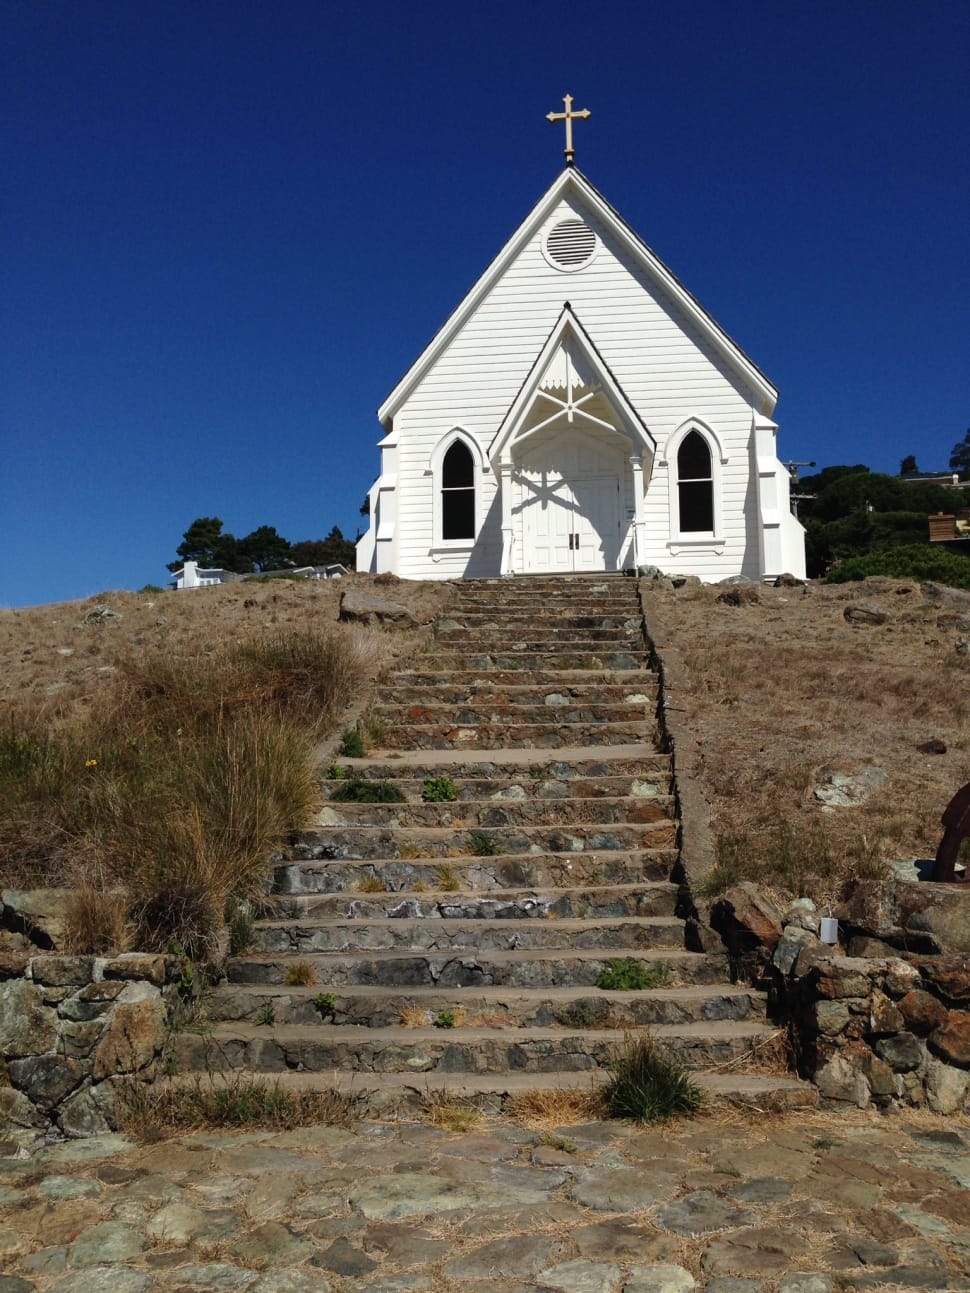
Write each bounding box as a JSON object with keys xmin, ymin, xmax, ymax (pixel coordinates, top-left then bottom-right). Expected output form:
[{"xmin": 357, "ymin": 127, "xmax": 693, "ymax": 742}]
[{"xmin": 544, "ymin": 218, "xmax": 597, "ymax": 270}]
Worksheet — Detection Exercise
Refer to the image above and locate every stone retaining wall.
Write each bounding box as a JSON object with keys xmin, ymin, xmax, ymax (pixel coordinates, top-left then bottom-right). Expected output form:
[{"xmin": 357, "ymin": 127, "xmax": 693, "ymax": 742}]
[
  {"xmin": 712, "ymin": 881, "xmax": 970, "ymax": 1112},
  {"xmin": 0, "ymin": 951, "xmax": 177, "ymax": 1138}
]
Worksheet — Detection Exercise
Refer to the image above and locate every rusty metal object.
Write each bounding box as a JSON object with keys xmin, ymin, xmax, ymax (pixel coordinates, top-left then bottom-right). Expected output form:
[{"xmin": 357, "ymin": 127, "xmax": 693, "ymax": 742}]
[{"xmin": 932, "ymin": 782, "xmax": 970, "ymax": 883}]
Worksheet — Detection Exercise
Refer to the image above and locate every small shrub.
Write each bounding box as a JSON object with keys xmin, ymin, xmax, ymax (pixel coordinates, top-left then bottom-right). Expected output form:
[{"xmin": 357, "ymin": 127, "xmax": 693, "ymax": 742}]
[
  {"xmin": 434, "ymin": 864, "xmax": 460, "ymax": 892},
  {"xmin": 596, "ymin": 958, "xmax": 670, "ymax": 991},
  {"xmin": 603, "ymin": 1032, "xmax": 704, "ymax": 1123},
  {"xmin": 824, "ymin": 544, "xmax": 970, "ymax": 589},
  {"xmin": 422, "ymin": 775, "xmax": 458, "ymax": 802},
  {"xmin": 338, "ymin": 728, "xmax": 365, "ymax": 758},
  {"xmin": 256, "ymin": 1003, "xmax": 276, "ymax": 1026},
  {"xmin": 326, "ymin": 764, "xmax": 349, "ymax": 780},
  {"xmin": 330, "ymin": 778, "xmax": 405, "ymax": 803},
  {"xmin": 433, "ymin": 1009, "xmax": 456, "ymax": 1029},
  {"xmin": 468, "ymin": 829, "xmax": 498, "ymax": 856},
  {"xmin": 284, "ymin": 960, "xmax": 317, "ymax": 986}
]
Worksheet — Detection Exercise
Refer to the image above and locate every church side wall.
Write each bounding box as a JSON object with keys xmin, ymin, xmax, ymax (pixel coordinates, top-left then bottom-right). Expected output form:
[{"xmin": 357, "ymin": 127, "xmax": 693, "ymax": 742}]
[{"xmin": 389, "ymin": 196, "xmax": 770, "ymax": 581}]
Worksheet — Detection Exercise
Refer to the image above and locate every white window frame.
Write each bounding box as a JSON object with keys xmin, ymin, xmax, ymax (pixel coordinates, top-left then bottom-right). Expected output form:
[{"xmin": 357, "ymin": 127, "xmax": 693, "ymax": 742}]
[
  {"xmin": 428, "ymin": 428, "xmax": 486, "ymax": 551},
  {"xmin": 660, "ymin": 418, "xmax": 727, "ymax": 549}
]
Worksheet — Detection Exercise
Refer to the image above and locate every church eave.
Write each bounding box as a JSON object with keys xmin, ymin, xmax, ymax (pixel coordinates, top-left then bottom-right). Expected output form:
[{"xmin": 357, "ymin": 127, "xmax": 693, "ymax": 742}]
[{"xmin": 377, "ymin": 168, "xmax": 778, "ymax": 426}]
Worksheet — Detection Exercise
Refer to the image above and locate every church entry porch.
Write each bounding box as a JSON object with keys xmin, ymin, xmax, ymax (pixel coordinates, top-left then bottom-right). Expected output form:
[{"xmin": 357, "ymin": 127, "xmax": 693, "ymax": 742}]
[{"xmin": 512, "ymin": 429, "xmax": 627, "ymax": 574}]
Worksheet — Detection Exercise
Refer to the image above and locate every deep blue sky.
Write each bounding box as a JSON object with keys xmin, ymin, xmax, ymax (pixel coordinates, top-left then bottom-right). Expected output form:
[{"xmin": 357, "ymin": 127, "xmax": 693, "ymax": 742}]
[{"xmin": 3, "ymin": 0, "xmax": 968, "ymax": 607}]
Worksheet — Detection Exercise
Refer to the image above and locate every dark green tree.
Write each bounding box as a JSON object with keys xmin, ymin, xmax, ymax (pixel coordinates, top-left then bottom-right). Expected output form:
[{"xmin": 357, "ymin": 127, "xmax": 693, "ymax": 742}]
[
  {"xmin": 900, "ymin": 454, "xmax": 918, "ymax": 476},
  {"xmin": 168, "ymin": 517, "xmax": 228, "ymax": 572},
  {"xmin": 291, "ymin": 526, "xmax": 356, "ymax": 569},
  {"xmin": 237, "ymin": 525, "xmax": 293, "ymax": 572},
  {"xmin": 950, "ymin": 430, "xmax": 970, "ymax": 479}
]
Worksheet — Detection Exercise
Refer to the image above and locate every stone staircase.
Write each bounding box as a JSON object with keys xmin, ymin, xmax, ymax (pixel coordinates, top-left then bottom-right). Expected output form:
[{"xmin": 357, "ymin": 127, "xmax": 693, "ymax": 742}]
[{"xmin": 174, "ymin": 576, "xmax": 813, "ymax": 1110}]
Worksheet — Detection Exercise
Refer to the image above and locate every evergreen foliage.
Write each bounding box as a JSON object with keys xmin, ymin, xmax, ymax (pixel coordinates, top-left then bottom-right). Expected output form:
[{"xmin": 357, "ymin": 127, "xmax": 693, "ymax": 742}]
[
  {"xmin": 823, "ymin": 544, "xmax": 970, "ymax": 588},
  {"xmin": 950, "ymin": 430, "xmax": 970, "ymax": 480},
  {"xmin": 169, "ymin": 519, "xmax": 355, "ymax": 573}
]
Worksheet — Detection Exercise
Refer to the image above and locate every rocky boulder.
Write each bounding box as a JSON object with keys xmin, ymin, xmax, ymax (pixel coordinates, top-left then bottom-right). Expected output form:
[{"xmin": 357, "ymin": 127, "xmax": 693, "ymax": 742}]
[{"xmin": 339, "ymin": 590, "xmax": 417, "ymax": 626}]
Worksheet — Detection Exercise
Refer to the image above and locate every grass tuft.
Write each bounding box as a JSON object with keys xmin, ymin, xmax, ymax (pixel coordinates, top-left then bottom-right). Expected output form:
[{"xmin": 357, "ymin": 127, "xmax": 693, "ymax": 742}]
[
  {"xmin": 603, "ymin": 1032, "xmax": 704, "ymax": 1123},
  {"xmin": 283, "ymin": 960, "xmax": 317, "ymax": 987},
  {"xmin": 118, "ymin": 1072, "xmax": 362, "ymax": 1138}
]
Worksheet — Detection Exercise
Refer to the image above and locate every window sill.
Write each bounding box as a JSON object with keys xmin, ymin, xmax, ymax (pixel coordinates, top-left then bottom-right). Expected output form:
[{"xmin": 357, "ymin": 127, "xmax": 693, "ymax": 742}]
[
  {"xmin": 667, "ymin": 536, "xmax": 724, "ymax": 552},
  {"xmin": 430, "ymin": 540, "xmax": 476, "ymax": 553}
]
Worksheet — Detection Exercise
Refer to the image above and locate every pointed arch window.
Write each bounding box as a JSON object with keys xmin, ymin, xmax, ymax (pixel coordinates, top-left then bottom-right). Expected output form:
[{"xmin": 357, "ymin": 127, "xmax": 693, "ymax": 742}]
[
  {"xmin": 441, "ymin": 440, "xmax": 476, "ymax": 540},
  {"xmin": 677, "ymin": 431, "xmax": 714, "ymax": 533}
]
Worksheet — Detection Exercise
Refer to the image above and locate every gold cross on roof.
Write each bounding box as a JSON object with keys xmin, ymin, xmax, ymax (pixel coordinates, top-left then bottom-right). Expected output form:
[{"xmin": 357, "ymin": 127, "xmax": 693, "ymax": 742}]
[{"xmin": 547, "ymin": 94, "xmax": 591, "ymax": 166}]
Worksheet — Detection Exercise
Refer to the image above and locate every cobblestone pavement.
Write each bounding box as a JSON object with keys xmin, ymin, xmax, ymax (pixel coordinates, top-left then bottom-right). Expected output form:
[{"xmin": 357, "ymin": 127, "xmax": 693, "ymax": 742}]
[{"xmin": 3, "ymin": 1108, "xmax": 970, "ymax": 1293}]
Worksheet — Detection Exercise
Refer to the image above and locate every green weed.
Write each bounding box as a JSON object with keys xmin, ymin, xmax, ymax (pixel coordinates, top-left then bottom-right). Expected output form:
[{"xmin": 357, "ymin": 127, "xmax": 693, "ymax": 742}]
[
  {"xmin": 595, "ymin": 959, "xmax": 670, "ymax": 991},
  {"xmin": 422, "ymin": 775, "xmax": 458, "ymax": 802},
  {"xmin": 603, "ymin": 1032, "xmax": 704, "ymax": 1123}
]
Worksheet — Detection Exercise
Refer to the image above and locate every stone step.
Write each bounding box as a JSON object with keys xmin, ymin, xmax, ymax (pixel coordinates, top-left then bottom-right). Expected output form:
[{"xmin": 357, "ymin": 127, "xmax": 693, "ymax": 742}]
[
  {"xmin": 383, "ymin": 681, "xmax": 659, "ymax": 706},
  {"xmin": 373, "ymin": 701, "xmax": 654, "ymax": 727},
  {"xmin": 287, "ymin": 820, "xmax": 677, "ymax": 860},
  {"xmin": 264, "ymin": 881, "xmax": 680, "ymax": 921},
  {"xmin": 172, "ymin": 1019, "xmax": 776, "ymax": 1075},
  {"xmin": 390, "ymin": 669, "xmax": 655, "ymax": 689},
  {"xmin": 330, "ymin": 751, "xmax": 674, "ymax": 781},
  {"xmin": 249, "ymin": 915, "xmax": 687, "ymax": 955},
  {"xmin": 312, "ymin": 795, "xmax": 676, "ymax": 829},
  {"xmin": 274, "ymin": 848, "xmax": 679, "ymax": 895},
  {"xmin": 418, "ymin": 650, "xmax": 650, "ymax": 671},
  {"xmin": 438, "ymin": 613, "xmax": 642, "ymax": 630},
  {"xmin": 456, "ymin": 581, "xmax": 635, "ymax": 601},
  {"xmin": 322, "ymin": 772, "xmax": 673, "ymax": 801},
  {"xmin": 226, "ymin": 947, "xmax": 725, "ymax": 988},
  {"xmin": 163, "ymin": 1067, "xmax": 817, "ymax": 1114},
  {"xmin": 204, "ymin": 982, "xmax": 764, "ymax": 1029},
  {"xmin": 433, "ymin": 627, "xmax": 643, "ymax": 647},
  {"xmin": 378, "ymin": 720, "xmax": 653, "ymax": 750}
]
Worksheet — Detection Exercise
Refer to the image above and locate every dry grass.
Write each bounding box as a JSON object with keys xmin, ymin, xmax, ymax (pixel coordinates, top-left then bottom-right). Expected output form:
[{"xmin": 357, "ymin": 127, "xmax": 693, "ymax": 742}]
[
  {"xmin": 117, "ymin": 1073, "xmax": 362, "ymax": 1139},
  {"xmin": 506, "ymin": 1085, "xmax": 606, "ymax": 1128},
  {"xmin": 400, "ymin": 1004, "xmax": 429, "ymax": 1028},
  {"xmin": 283, "ymin": 960, "xmax": 317, "ymax": 987},
  {"xmin": 0, "ymin": 577, "xmax": 451, "ymax": 955},
  {"xmin": 63, "ymin": 870, "xmax": 131, "ymax": 954},
  {"xmin": 421, "ymin": 1090, "xmax": 482, "ymax": 1133},
  {"xmin": 648, "ymin": 576, "xmax": 970, "ymax": 900}
]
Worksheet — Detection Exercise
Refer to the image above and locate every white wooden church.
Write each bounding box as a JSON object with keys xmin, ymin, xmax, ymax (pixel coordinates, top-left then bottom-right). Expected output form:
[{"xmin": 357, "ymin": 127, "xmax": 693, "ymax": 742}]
[{"xmin": 357, "ymin": 100, "xmax": 806, "ymax": 582}]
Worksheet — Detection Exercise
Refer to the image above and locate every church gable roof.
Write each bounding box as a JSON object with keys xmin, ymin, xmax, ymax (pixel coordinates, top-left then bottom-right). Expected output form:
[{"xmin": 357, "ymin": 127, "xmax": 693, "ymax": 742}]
[
  {"xmin": 378, "ymin": 168, "xmax": 777, "ymax": 426},
  {"xmin": 489, "ymin": 303, "xmax": 655, "ymax": 462}
]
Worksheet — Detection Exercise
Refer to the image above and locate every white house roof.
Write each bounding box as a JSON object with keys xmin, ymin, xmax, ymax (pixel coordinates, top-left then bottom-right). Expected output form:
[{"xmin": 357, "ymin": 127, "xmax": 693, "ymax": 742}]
[{"xmin": 377, "ymin": 168, "xmax": 778, "ymax": 426}]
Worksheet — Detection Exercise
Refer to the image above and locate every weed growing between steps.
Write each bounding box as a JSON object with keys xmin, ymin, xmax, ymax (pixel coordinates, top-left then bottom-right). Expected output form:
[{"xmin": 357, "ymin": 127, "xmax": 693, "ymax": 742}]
[
  {"xmin": 422, "ymin": 774, "xmax": 458, "ymax": 801},
  {"xmin": 603, "ymin": 1033, "xmax": 704, "ymax": 1123},
  {"xmin": 0, "ymin": 626, "xmax": 385, "ymax": 958},
  {"xmin": 117, "ymin": 1072, "xmax": 363, "ymax": 1138},
  {"xmin": 595, "ymin": 958, "xmax": 671, "ymax": 990},
  {"xmin": 329, "ymin": 778, "xmax": 405, "ymax": 802}
]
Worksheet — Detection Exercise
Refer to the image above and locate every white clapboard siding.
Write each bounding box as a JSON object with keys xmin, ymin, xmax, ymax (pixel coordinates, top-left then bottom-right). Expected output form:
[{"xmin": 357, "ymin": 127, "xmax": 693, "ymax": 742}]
[{"xmin": 360, "ymin": 171, "xmax": 804, "ymax": 582}]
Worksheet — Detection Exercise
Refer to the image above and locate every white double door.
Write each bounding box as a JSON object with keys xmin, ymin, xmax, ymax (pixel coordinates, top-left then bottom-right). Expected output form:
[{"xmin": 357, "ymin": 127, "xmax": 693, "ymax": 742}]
[{"xmin": 516, "ymin": 434, "xmax": 625, "ymax": 574}]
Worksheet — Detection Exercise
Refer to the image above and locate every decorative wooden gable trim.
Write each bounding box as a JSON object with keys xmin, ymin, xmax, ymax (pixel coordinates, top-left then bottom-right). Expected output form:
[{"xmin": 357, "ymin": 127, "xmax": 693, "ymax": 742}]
[
  {"xmin": 489, "ymin": 304, "xmax": 655, "ymax": 464},
  {"xmin": 377, "ymin": 168, "xmax": 778, "ymax": 427}
]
